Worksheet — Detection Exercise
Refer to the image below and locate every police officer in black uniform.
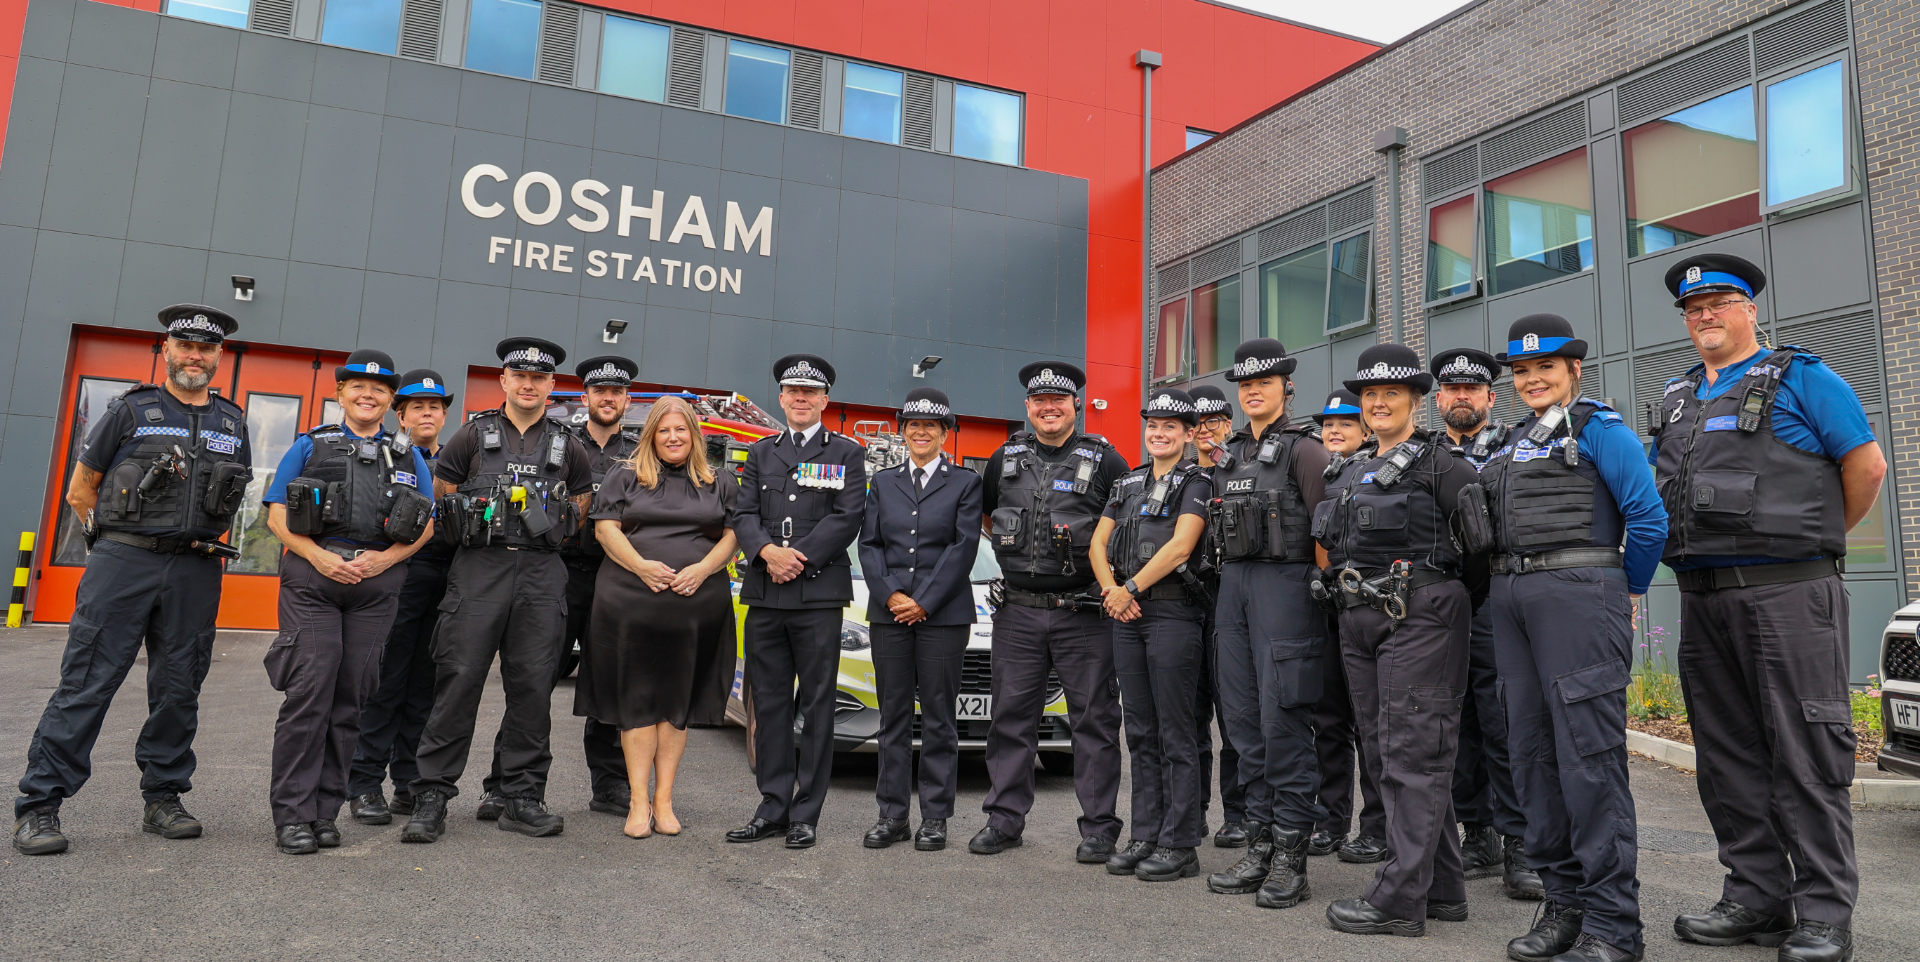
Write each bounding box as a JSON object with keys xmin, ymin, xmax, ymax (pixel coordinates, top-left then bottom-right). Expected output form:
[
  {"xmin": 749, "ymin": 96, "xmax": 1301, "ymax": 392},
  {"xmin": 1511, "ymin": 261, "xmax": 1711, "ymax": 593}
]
[
  {"xmin": 475, "ymin": 355, "xmax": 640, "ymax": 820},
  {"xmin": 1203, "ymin": 338, "xmax": 1330, "ymax": 910},
  {"xmin": 1654, "ymin": 255, "xmax": 1883, "ymax": 962},
  {"xmin": 1188, "ymin": 384, "xmax": 1248, "ymax": 849},
  {"xmin": 971, "ymin": 362, "xmax": 1130, "ymax": 861},
  {"xmin": 1318, "ymin": 344, "xmax": 1483, "ymax": 937},
  {"xmin": 349, "ymin": 369, "xmax": 456, "ymax": 825},
  {"xmin": 402, "ymin": 337, "xmax": 594, "ymax": 844},
  {"xmin": 726, "ymin": 354, "xmax": 868, "ymax": 850},
  {"xmin": 1428, "ymin": 346, "xmax": 1541, "ymax": 901},
  {"xmin": 14, "ymin": 305, "xmax": 252, "ymax": 855}
]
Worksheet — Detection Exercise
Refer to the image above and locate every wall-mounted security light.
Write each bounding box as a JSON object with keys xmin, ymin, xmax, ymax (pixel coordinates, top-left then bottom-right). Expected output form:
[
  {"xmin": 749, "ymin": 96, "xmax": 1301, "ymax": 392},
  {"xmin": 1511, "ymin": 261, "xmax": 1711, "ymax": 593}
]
[
  {"xmin": 912, "ymin": 355, "xmax": 943, "ymax": 378},
  {"xmin": 232, "ymin": 275, "xmax": 255, "ymax": 302},
  {"xmin": 603, "ymin": 319, "xmax": 629, "ymax": 344}
]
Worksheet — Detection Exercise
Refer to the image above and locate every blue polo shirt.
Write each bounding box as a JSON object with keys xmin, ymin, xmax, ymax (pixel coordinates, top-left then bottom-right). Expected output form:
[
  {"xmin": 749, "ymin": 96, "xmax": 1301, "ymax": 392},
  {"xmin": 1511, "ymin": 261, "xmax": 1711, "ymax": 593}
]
[
  {"xmin": 1647, "ymin": 347, "xmax": 1875, "ymax": 569},
  {"xmin": 264, "ymin": 425, "xmax": 434, "ymax": 529},
  {"xmin": 1567, "ymin": 403, "xmax": 1669, "ymax": 595}
]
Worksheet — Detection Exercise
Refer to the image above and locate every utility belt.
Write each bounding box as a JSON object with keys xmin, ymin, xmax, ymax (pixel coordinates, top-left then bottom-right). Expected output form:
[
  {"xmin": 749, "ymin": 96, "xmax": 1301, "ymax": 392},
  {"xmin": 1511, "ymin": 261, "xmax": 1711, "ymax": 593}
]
[
  {"xmin": 1674, "ymin": 556, "xmax": 1840, "ymax": 593},
  {"xmin": 1310, "ymin": 561, "xmax": 1456, "ymax": 621},
  {"xmin": 1209, "ymin": 492, "xmax": 1298, "ymax": 563},
  {"xmin": 1133, "ymin": 582, "xmax": 1188, "ymax": 602},
  {"xmin": 1490, "ymin": 547, "xmax": 1624, "ymax": 575},
  {"xmin": 319, "ymin": 541, "xmax": 375, "ymax": 561},
  {"xmin": 999, "ymin": 585, "xmax": 1103, "ymax": 612},
  {"xmin": 282, "ymin": 477, "xmax": 431, "ymax": 546},
  {"xmin": 98, "ymin": 530, "xmax": 240, "ymax": 561},
  {"xmin": 436, "ymin": 479, "xmax": 570, "ymax": 550}
]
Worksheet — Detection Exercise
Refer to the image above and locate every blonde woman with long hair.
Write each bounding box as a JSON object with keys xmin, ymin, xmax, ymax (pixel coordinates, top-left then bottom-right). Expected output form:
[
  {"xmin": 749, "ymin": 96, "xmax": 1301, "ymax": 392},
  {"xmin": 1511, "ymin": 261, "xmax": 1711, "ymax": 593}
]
[{"xmin": 574, "ymin": 396, "xmax": 739, "ymax": 839}]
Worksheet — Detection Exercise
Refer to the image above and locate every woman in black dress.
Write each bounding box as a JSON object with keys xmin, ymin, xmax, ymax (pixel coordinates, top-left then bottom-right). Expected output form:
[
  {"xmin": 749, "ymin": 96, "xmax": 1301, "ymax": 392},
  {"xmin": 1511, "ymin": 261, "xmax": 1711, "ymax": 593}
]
[{"xmin": 578, "ymin": 395, "xmax": 738, "ymax": 839}]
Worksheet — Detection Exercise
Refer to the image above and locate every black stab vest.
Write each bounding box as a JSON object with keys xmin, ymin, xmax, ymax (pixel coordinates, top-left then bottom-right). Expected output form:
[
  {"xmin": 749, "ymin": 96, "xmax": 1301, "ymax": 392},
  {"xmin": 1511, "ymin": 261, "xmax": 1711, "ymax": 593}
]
[
  {"xmin": 94, "ymin": 385, "xmax": 250, "ymax": 541},
  {"xmin": 1316, "ymin": 429, "xmax": 1460, "ymax": 573},
  {"xmin": 1106, "ymin": 460, "xmax": 1205, "ymax": 580},
  {"xmin": 1210, "ymin": 420, "xmax": 1317, "ymax": 564},
  {"xmin": 455, "ymin": 411, "xmax": 576, "ymax": 549},
  {"xmin": 1483, "ymin": 401, "xmax": 1623, "ymax": 554},
  {"xmin": 989, "ymin": 433, "xmax": 1112, "ymax": 577},
  {"xmin": 299, "ymin": 424, "xmax": 415, "ymax": 545}
]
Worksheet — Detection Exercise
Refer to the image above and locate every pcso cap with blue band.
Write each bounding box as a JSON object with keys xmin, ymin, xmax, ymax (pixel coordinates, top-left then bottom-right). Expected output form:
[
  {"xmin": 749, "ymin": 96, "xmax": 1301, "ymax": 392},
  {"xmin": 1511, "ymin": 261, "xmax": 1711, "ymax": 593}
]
[
  {"xmin": 1018, "ymin": 361, "xmax": 1085, "ymax": 397},
  {"xmin": 575, "ymin": 355, "xmax": 638, "ymax": 387},
  {"xmin": 1141, "ymin": 387, "xmax": 1198, "ymax": 426},
  {"xmin": 396, "ymin": 368, "xmax": 453, "ymax": 406},
  {"xmin": 1189, "ymin": 384, "xmax": 1233, "ymax": 421},
  {"xmin": 898, "ymin": 386, "xmax": 955, "ymax": 428},
  {"xmin": 774, "ymin": 353, "xmax": 835, "ymax": 389},
  {"xmin": 1344, "ymin": 343, "xmax": 1434, "ymax": 394},
  {"xmin": 1225, "ymin": 337, "xmax": 1297, "ymax": 381},
  {"xmin": 1495, "ymin": 313, "xmax": 1588, "ymax": 364},
  {"xmin": 1430, "ymin": 347, "xmax": 1499, "ymax": 385},
  {"xmin": 1663, "ymin": 252, "xmax": 1766, "ymax": 308},
  {"xmin": 1311, "ymin": 388, "xmax": 1364, "ymax": 423},
  {"xmin": 335, "ymin": 349, "xmax": 401, "ymax": 389},
  {"xmin": 157, "ymin": 304, "xmax": 238, "ymax": 344},
  {"xmin": 497, "ymin": 336, "xmax": 565, "ymax": 373}
]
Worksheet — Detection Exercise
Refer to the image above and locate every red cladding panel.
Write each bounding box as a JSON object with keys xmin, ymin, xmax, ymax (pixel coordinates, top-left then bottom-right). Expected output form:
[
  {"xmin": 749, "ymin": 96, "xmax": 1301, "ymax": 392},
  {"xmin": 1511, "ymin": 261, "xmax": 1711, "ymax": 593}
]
[
  {"xmin": 1044, "ymin": 0, "xmax": 1106, "ymax": 108},
  {"xmin": 985, "ymin": 0, "xmax": 1048, "ymax": 94},
  {"xmin": 920, "ymin": 0, "xmax": 992, "ymax": 80},
  {"xmin": 722, "ymin": 0, "xmax": 797, "ymax": 43},
  {"xmin": 859, "ymin": 0, "xmax": 927, "ymax": 67}
]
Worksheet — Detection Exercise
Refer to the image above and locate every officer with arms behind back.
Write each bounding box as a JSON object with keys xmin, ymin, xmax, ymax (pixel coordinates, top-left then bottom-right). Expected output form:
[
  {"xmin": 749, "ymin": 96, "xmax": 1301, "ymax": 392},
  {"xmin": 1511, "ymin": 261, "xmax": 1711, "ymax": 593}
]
[
  {"xmin": 1318, "ymin": 344, "xmax": 1484, "ymax": 938},
  {"xmin": 971, "ymin": 362, "xmax": 1130, "ymax": 862},
  {"xmin": 402, "ymin": 337, "xmax": 594, "ymax": 844},
  {"xmin": 1203, "ymin": 338, "xmax": 1331, "ymax": 910},
  {"xmin": 264, "ymin": 350, "xmax": 436, "ymax": 854},
  {"xmin": 14, "ymin": 304, "xmax": 252, "ymax": 855},
  {"xmin": 726, "ymin": 354, "xmax": 868, "ymax": 850},
  {"xmin": 1427, "ymin": 346, "xmax": 1541, "ymax": 901},
  {"xmin": 348, "ymin": 370, "xmax": 456, "ymax": 826},
  {"xmin": 1481, "ymin": 315, "xmax": 1667, "ymax": 962},
  {"xmin": 1187, "ymin": 384, "xmax": 1248, "ymax": 849},
  {"xmin": 474, "ymin": 355, "xmax": 640, "ymax": 822},
  {"xmin": 1653, "ymin": 254, "xmax": 1884, "ymax": 962}
]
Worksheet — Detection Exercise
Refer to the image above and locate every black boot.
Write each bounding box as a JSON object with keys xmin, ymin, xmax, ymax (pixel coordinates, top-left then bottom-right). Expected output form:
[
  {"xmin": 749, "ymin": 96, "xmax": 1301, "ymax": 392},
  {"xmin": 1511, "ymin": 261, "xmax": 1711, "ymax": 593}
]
[
  {"xmin": 1461, "ymin": 822, "xmax": 1502, "ymax": 879},
  {"xmin": 141, "ymin": 795, "xmax": 203, "ymax": 839},
  {"xmin": 389, "ymin": 791, "xmax": 416, "ymax": 816},
  {"xmin": 914, "ymin": 818, "xmax": 948, "ymax": 851},
  {"xmin": 402, "ymin": 790, "xmax": 448, "ymax": 843},
  {"xmin": 1337, "ymin": 833, "xmax": 1389, "ymax": 863},
  {"xmin": 588, "ymin": 784, "xmax": 631, "ymax": 816},
  {"xmin": 1503, "ymin": 834, "xmax": 1545, "ymax": 900},
  {"xmin": 312, "ymin": 818, "xmax": 342, "ymax": 848},
  {"xmin": 1307, "ymin": 829, "xmax": 1347, "ymax": 856},
  {"xmin": 1212, "ymin": 820, "xmax": 1250, "ymax": 848},
  {"xmin": 863, "ymin": 817, "xmax": 911, "ymax": 849},
  {"xmin": 12, "ymin": 807, "xmax": 67, "ymax": 856},
  {"xmin": 1326, "ymin": 898, "xmax": 1424, "ymax": 937},
  {"xmin": 498, "ymin": 797, "xmax": 565, "ymax": 837},
  {"xmin": 1778, "ymin": 921, "xmax": 1854, "ymax": 962},
  {"xmin": 1105, "ymin": 839, "xmax": 1155, "ymax": 876},
  {"xmin": 1206, "ymin": 823, "xmax": 1273, "ymax": 894},
  {"xmin": 1672, "ymin": 899, "xmax": 1793, "ymax": 947},
  {"xmin": 1547, "ymin": 932, "xmax": 1640, "ymax": 961},
  {"xmin": 1135, "ymin": 846, "xmax": 1200, "ymax": 881},
  {"xmin": 1074, "ymin": 835, "xmax": 1117, "ymax": 864},
  {"xmin": 349, "ymin": 791, "xmax": 391, "ymax": 825},
  {"xmin": 1254, "ymin": 828, "xmax": 1310, "ymax": 908},
  {"xmin": 1508, "ymin": 901, "xmax": 1585, "ymax": 962},
  {"xmin": 474, "ymin": 791, "xmax": 506, "ymax": 821},
  {"xmin": 276, "ymin": 823, "xmax": 318, "ymax": 855}
]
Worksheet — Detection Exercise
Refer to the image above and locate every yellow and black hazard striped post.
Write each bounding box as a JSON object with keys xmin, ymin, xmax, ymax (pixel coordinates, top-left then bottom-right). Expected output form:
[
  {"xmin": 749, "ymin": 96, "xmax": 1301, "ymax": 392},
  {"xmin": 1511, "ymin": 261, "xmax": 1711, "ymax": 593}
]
[{"xmin": 8, "ymin": 532, "xmax": 33, "ymax": 628}]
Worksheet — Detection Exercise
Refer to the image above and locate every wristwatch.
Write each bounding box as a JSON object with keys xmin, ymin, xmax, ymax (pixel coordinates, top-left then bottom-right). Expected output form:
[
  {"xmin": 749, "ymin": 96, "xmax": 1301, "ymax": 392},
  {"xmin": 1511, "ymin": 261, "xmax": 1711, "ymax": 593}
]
[{"xmin": 1123, "ymin": 578, "xmax": 1141, "ymax": 595}]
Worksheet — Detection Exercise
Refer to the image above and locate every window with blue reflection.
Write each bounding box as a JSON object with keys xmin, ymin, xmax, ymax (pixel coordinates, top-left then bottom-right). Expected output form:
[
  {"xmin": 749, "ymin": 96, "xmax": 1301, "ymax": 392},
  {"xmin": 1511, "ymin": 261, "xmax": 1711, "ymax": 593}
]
[
  {"xmin": 168, "ymin": 0, "xmax": 248, "ymax": 30},
  {"xmin": 465, "ymin": 0, "xmax": 542, "ymax": 80},
  {"xmin": 1187, "ymin": 128, "xmax": 1215, "ymax": 150},
  {"xmin": 1624, "ymin": 88, "xmax": 1758, "ymax": 256},
  {"xmin": 1766, "ymin": 61, "xmax": 1847, "ymax": 206},
  {"xmin": 843, "ymin": 63, "xmax": 904, "ymax": 144},
  {"xmin": 600, "ymin": 16, "xmax": 670, "ymax": 102},
  {"xmin": 1485, "ymin": 147, "xmax": 1593, "ymax": 294},
  {"xmin": 725, "ymin": 41, "xmax": 790, "ymax": 124},
  {"xmin": 322, "ymin": 0, "xmax": 403, "ymax": 56},
  {"xmin": 953, "ymin": 84, "xmax": 1021, "ymax": 165}
]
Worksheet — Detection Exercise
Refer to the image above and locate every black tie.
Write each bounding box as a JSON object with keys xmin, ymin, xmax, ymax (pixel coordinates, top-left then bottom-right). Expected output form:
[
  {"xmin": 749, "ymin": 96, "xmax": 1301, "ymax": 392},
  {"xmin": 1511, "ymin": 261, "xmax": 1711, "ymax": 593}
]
[{"xmin": 914, "ymin": 467, "xmax": 927, "ymax": 491}]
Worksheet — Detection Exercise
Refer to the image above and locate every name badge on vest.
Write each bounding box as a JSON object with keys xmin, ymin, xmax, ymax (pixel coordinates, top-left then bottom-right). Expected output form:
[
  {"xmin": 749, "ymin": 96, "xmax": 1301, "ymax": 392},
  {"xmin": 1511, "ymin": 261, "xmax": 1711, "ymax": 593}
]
[
  {"xmin": 795, "ymin": 463, "xmax": 846, "ymax": 489},
  {"xmin": 393, "ymin": 470, "xmax": 418, "ymax": 487},
  {"xmin": 1051, "ymin": 479, "xmax": 1076, "ymax": 491}
]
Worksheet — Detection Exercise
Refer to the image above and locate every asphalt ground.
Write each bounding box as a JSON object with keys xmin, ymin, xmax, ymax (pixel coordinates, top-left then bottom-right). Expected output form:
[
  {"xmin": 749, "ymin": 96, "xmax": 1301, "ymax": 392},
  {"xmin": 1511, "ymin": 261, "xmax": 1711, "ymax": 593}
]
[{"xmin": 0, "ymin": 625, "xmax": 1914, "ymax": 962}]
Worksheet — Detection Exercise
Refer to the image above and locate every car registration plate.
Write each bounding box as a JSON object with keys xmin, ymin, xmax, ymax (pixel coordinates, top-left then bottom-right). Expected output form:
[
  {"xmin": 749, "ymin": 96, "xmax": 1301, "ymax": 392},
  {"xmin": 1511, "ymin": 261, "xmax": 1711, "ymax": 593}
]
[
  {"xmin": 956, "ymin": 694, "xmax": 993, "ymax": 720},
  {"xmin": 1892, "ymin": 699, "xmax": 1920, "ymax": 734}
]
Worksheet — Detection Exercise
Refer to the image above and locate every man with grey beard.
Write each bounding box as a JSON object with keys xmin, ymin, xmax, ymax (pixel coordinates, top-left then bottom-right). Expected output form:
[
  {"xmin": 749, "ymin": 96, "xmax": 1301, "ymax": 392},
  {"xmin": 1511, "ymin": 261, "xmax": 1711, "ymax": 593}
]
[{"xmin": 15, "ymin": 305, "xmax": 254, "ymax": 856}]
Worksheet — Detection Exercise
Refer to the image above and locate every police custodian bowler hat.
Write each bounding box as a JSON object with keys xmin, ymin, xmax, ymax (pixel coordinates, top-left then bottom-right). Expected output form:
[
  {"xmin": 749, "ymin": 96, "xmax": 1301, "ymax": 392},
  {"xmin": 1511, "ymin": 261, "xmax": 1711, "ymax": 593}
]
[
  {"xmin": 497, "ymin": 336, "xmax": 565, "ymax": 373},
  {"xmin": 1189, "ymin": 384, "xmax": 1233, "ymax": 420},
  {"xmin": 335, "ymin": 349, "xmax": 401, "ymax": 389},
  {"xmin": 1664, "ymin": 252, "xmax": 1767, "ymax": 308},
  {"xmin": 575, "ymin": 355, "xmax": 638, "ymax": 387},
  {"xmin": 1017, "ymin": 361, "xmax": 1086, "ymax": 397},
  {"xmin": 898, "ymin": 387, "xmax": 956, "ymax": 428},
  {"xmin": 1225, "ymin": 338, "xmax": 1298, "ymax": 381},
  {"xmin": 1344, "ymin": 344, "xmax": 1435, "ymax": 394},
  {"xmin": 1496, "ymin": 314, "xmax": 1588, "ymax": 365},
  {"xmin": 157, "ymin": 304, "xmax": 238, "ymax": 344},
  {"xmin": 396, "ymin": 368, "xmax": 453, "ymax": 405},
  {"xmin": 1430, "ymin": 348, "xmax": 1498, "ymax": 385},
  {"xmin": 1141, "ymin": 387, "xmax": 1198, "ymax": 426}
]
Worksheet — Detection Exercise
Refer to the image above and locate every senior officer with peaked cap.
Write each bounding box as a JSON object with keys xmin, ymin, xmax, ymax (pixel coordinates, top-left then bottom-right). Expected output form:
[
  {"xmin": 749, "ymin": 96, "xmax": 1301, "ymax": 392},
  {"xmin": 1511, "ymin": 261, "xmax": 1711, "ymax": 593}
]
[
  {"xmin": 727, "ymin": 354, "xmax": 868, "ymax": 850},
  {"xmin": 1186, "ymin": 383, "xmax": 1248, "ymax": 848},
  {"xmin": 14, "ymin": 306, "xmax": 253, "ymax": 856},
  {"xmin": 1652, "ymin": 254, "xmax": 1884, "ymax": 962}
]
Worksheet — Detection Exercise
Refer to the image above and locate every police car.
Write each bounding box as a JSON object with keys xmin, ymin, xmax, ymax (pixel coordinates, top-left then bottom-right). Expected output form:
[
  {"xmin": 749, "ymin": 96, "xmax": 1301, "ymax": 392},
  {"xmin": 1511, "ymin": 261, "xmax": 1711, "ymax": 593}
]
[{"xmin": 1877, "ymin": 603, "xmax": 1920, "ymax": 778}]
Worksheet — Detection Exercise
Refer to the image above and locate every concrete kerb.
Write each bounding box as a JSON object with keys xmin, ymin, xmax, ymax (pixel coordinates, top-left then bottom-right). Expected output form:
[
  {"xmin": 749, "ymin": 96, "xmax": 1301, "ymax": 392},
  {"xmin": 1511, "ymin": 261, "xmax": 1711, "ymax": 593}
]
[{"xmin": 1625, "ymin": 729, "xmax": 1920, "ymax": 810}]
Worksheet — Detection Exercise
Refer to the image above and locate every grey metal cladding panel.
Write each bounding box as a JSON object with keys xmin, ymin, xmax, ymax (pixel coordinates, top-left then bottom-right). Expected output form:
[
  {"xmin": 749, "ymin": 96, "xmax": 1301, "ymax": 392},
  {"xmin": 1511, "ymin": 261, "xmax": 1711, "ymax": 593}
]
[
  {"xmin": 712, "ymin": 170, "xmax": 778, "ymax": 320},
  {"xmin": 767, "ymin": 318, "xmax": 832, "ymax": 369},
  {"xmin": 0, "ymin": 226, "xmax": 38, "ymax": 404},
  {"xmin": 952, "ymin": 159, "xmax": 1007, "ymax": 215},
  {"xmin": 457, "ymin": 72, "xmax": 530, "ymax": 137},
  {"xmin": 367, "ymin": 116, "xmax": 456, "ymax": 278},
  {"xmin": 233, "ymin": 28, "xmax": 315, "ymax": 102},
  {"xmin": 719, "ymin": 117, "xmax": 783, "ymax": 178},
  {"xmin": 840, "ymin": 139, "xmax": 899, "ymax": 198},
  {"xmin": 769, "ymin": 180, "xmax": 839, "ymax": 328},
  {"xmin": 1588, "ymin": 134, "xmax": 1626, "ymax": 356},
  {"xmin": 311, "ymin": 45, "xmax": 391, "ymax": 114},
  {"xmin": 526, "ymin": 85, "xmax": 598, "ymax": 148},
  {"xmin": 504, "ymin": 287, "xmax": 575, "ymax": 345},
  {"xmin": 833, "ymin": 191, "xmax": 896, "ymax": 334},
  {"xmin": 430, "ymin": 280, "xmax": 510, "ymax": 375},
  {"xmin": 1628, "ymin": 229, "xmax": 1766, "ymax": 350},
  {"xmin": 827, "ymin": 327, "xmax": 890, "ymax": 406},
  {"xmin": 645, "ymin": 159, "xmax": 721, "ymax": 312},
  {"xmin": 569, "ymin": 296, "xmax": 643, "ymax": 365},
  {"xmin": 210, "ymin": 92, "xmax": 309, "ymax": 260},
  {"xmin": 637, "ymin": 304, "xmax": 709, "ymax": 385},
  {"xmin": 1005, "ymin": 167, "xmax": 1057, "ymax": 226},
  {"xmin": 1057, "ymin": 177, "xmax": 1087, "ymax": 230},
  {"xmin": 281, "ymin": 261, "xmax": 366, "ymax": 351},
  {"xmin": 0, "ymin": 417, "xmax": 57, "ymax": 535},
  {"xmin": 510, "ymin": 228, "xmax": 587, "ymax": 296},
  {"xmin": 1002, "ymin": 216, "xmax": 1057, "ymax": 348},
  {"xmin": 153, "ymin": 16, "xmax": 240, "ymax": 89},
  {"xmin": 934, "ymin": 340, "xmax": 1001, "ymax": 417},
  {"xmin": 357, "ymin": 271, "xmax": 438, "ymax": 365},
  {"xmin": 1427, "ymin": 302, "xmax": 1487, "ymax": 360},
  {"xmin": 201, "ymin": 252, "xmax": 288, "ymax": 340},
  {"xmin": 593, "ymin": 96, "xmax": 662, "ymax": 158},
  {"xmin": 0, "ymin": 58, "xmax": 66, "ymax": 229},
  {"xmin": 892, "ymin": 199, "xmax": 951, "ymax": 342},
  {"xmin": 889, "ymin": 333, "xmax": 943, "ymax": 404},
  {"xmin": 897, "ymin": 149, "xmax": 953, "ymax": 206},
  {"xmin": 386, "ymin": 57, "xmax": 462, "ymax": 125},
  {"xmin": 704, "ymin": 312, "xmax": 772, "ymax": 395},
  {"xmin": 40, "ymin": 64, "xmax": 148, "ymax": 239},
  {"xmin": 115, "ymin": 242, "xmax": 210, "ymax": 330},
  {"xmin": 290, "ymin": 105, "xmax": 384, "ymax": 269},
  {"xmin": 1056, "ymin": 223, "xmax": 1087, "ymax": 332},
  {"xmin": 437, "ymin": 127, "xmax": 525, "ymax": 285},
  {"xmin": 581, "ymin": 148, "xmax": 657, "ymax": 250},
  {"xmin": 1487, "ymin": 274, "xmax": 1596, "ymax": 356},
  {"xmin": 947, "ymin": 208, "xmax": 1005, "ymax": 347},
  {"xmin": 781, "ymin": 128, "xmax": 842, "ymax": 188},
  {"xmin": 1768, "ymin": 204, "xmax": 1872, "ymax": 322},
  {"xmin": 21, "ymin": 0, "xmax": 76, "ymax": 62},
  {"xmin": 657, "ymin": 108, "xmax": 722, "ymax": 168},
  {"xmin": 19, "ymin": 232, "xmax": 123, "ymax": 414},
  {"xmin": 66, "ymin": 0, "xmax": 157, "ymax": 76}
]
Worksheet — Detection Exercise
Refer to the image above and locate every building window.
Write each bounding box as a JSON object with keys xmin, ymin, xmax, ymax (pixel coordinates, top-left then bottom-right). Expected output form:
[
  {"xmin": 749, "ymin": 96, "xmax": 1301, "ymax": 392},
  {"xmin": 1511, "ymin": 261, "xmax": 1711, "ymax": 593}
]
[
  {"xmin": 725, "ymin": 40, "xmax": 790, "ymax": 124},
  {"xmin": 1261, "ymin": 244, "xmax": 1327, "ymax": 348},
  {"xmin": 1326, "ymin": 233, "xmax": 1372, "ymax": 331},
  {"xmin": 599, "ymin": 16, "xmax": 670, "ymax": 102},
  {"xmin": 1152, "ymin": 298, "xmax": 1187, "ymax": 384},
  {"xmin": 1764, "ymin": 59, "xmax": 1849, "ymax": 209},
  {"xmin": 842, "ymin": 63, "xmax": 904, "ymax": 144},
  {"xmin": 1484, "ymin": 147, "xmax": 1592, "ymax": 295},
  {"xmin": 1187, "ymin": 128, "xmax": 1216, "ymax": 150},
  {"xmin": 1624, "ymin": 88, "xmax": 1759, "ymax": 257},
  {"xmin": 1425, "ymin": 194, "xmax": 1476, "ymax": 301},
  {"xmin": 1192, "ymin": 276, "xmax": 1241, "ymax": 376},
  {"xmin": 321, "ymin": 0, "xmax": 403, "ymax": 55},
  {"xmin": 953, "ymin": 84, "xmax": 1022, "ymax": 165},
  {"xmin": 465, "ymin": 0, "xmax": 542, "ymax": 79},
  {"xmin": 167, "ymin": 0, "xmax": 248, "ymax": 29}
]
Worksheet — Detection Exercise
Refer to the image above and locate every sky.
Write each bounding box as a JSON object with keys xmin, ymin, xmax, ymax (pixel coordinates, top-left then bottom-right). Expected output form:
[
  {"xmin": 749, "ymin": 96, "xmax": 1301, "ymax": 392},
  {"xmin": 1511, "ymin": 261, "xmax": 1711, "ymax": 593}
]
[{"xmin": 1225, "ymin": 0, "xmax": 1480, "ymax": 44}]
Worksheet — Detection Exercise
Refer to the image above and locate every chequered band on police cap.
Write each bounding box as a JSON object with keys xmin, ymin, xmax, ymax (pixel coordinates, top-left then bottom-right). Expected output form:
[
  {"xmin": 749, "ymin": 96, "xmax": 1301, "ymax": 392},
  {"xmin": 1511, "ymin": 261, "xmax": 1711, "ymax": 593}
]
[
  {"xmin": 506, "ymin": 348, "xmax": 554, "ymax": 365},
  {"xmin": 1442, "ymin": 355, "xmax": 1493, "ymax": 380},
  {"xmin": 1147, "ymin": 393, "xmax": 1195, "ymax": 414},
  {"xmin": 782, "ymin": 360, "xmax": 827, "ymax": 382},
  {"xmin": 1232, "ymin": 356, "xmax": 1284, "ymax": 379},
  {"xmin": 901, "ymin": 398, "xmax": 950, "ymax": 417},
  {"xmin": 1357, "ymin": 361, "xmax": 1425, "ymax": 380},
  {"xmin": 1193, "ymin": 397, "xmax": 1228, "ymax": 414},
  {"xmin": 170, "ymin": 315, "xmax": 223, "ymax": 335},
  {"xmin": 585, "ymin": 362, "xmax": 627, "ymax": 381},
  {"xmin": 1026, "ymin": 368, "xmax": 1077, "ymax": 392}
]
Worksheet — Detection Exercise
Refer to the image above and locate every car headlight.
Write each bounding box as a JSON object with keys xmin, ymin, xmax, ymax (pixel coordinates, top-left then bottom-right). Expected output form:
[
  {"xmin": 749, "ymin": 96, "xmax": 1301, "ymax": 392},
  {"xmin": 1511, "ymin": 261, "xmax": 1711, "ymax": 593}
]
[{"xmin": 840, "ymin": 620, "xmax": 871, "ymax": 651}]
